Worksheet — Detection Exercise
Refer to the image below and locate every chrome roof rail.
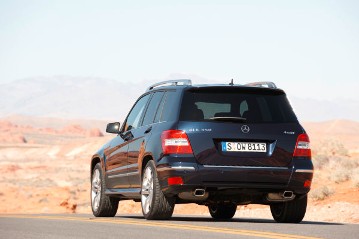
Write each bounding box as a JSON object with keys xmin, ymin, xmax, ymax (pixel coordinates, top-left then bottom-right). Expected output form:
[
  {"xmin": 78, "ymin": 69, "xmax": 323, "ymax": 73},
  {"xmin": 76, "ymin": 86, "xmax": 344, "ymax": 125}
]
[
  {"xmin": 146, "ymin": 79, "xmax": 192, "ymax": 91},
  {"xmin": 245, "ymin": 81, "xmax": 277, "ymax": 89}
]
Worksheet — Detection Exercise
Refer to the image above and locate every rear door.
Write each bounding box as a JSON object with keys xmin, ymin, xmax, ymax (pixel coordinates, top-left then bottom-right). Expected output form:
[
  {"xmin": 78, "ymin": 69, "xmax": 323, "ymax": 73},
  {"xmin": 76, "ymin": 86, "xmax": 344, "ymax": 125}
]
[
  {"xmin": 127, "ymin": 91, "xmax": 165, "ymax": 188},
  {"xmin": 178, "ymin": 87, "xmax": 302, "ymax": 168}
]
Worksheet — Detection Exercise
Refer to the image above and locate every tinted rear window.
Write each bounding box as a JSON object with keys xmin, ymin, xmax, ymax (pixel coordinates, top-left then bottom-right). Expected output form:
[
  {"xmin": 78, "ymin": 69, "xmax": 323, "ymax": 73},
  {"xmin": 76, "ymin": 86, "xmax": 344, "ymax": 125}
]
[{"xmin": 180, "ymin": 89, "xmax": 297, "ymax": 123}]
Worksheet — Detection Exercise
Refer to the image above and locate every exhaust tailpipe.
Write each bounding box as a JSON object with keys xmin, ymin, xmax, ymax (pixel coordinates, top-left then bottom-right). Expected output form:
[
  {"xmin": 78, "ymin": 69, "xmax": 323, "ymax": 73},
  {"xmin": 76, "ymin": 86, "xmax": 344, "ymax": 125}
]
[
  {"xmin": 282, "ymin": 191, "xmax": 294, "ymax": 199},
  {"xmin": 193, "ymin": 188, "xmax": 206, "ymax": 197},
  {"xmin": 178, "ymin": 188, "xmax": 208, "ymax": 201},
  {"xmin": 266, "ymin": 191, "xmax": 295, "ymax": 202}
]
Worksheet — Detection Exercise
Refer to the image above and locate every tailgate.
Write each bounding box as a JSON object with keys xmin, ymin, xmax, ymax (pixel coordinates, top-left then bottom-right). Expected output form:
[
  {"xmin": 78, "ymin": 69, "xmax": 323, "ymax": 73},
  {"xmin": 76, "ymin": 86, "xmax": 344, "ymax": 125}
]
[{"xmin": 178, "ymin": 121, "xmax": 302, "ymax": 167}]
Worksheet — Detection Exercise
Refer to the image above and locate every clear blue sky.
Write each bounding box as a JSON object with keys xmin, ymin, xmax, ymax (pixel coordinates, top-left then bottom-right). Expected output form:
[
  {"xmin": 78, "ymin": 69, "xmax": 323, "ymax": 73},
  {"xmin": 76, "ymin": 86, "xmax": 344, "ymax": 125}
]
[{"xmin": 1, "ymin": 0, "xmax": 358, "ymax": 100}]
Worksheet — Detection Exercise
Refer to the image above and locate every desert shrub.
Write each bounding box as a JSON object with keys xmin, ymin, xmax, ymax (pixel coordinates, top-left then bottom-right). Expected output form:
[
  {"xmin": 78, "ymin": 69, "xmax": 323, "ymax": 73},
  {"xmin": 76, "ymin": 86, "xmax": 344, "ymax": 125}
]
[
  {"xmin": 329, "ymin": 169, "xmax": 351, "ymax": 183},
  {"xmin": 312, "ymin": 140, "xmax": 350, "ymax": 170},
  {"xmin": 313, "ymin": 154, "xmax": 329, "ymax": 169},
  {"xmin": 333, "ymin": 155, "xmax": 357, "ymax": 168},
  {"xmin": 310, "ymin": 186, "xmax": 335, "ymax": 200},
  {"xmin": 341, "ymin": 157, "xmax": 359, "ymax": 169},
  {"xmin": 325, "ymin": 155, "xmax": 359, "ymax": 183},
  {"xmin": 315, "ymin": 140, "xmax": 349, "ymax": 157}
]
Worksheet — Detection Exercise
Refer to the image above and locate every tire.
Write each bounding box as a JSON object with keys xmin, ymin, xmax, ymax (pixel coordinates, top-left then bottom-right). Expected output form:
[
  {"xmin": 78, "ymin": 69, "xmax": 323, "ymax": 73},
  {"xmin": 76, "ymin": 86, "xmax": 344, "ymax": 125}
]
[
  {"xmin": 91, "ymin": 163, "xmax": 119, "ymax": 217},
  {"xmin": 141, "ymin": 160, "xmax": 175, "ymax": 220},
  {"xmin": 270, "ymin": 194, "xmax": 307, "ymax": 223},
  {"xmin": 208, "ymin": 203, "xmax": 237, "ymax": 220}
]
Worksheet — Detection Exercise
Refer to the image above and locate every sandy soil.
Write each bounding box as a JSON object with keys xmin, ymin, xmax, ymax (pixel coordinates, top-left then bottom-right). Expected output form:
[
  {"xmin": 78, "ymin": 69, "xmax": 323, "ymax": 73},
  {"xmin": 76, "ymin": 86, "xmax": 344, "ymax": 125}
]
[{"xmin": 0, "ymin": 118, "xmax": 358, "ymax": 224}]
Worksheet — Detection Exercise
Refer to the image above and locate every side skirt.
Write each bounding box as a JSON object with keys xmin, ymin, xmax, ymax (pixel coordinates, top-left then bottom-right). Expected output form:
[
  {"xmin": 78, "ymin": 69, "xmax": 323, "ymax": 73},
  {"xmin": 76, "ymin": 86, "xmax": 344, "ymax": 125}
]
[{"xmin": 105, "ymin": 188, "xmax": 141, "ymax": 200}]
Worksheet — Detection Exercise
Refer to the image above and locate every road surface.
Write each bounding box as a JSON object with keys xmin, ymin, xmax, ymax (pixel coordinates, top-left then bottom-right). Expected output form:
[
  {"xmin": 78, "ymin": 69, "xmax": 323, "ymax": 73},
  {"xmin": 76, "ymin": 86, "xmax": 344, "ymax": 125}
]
[{"xmin": 0, "ymin": 214, "xmax": 358, "ymax": 239}]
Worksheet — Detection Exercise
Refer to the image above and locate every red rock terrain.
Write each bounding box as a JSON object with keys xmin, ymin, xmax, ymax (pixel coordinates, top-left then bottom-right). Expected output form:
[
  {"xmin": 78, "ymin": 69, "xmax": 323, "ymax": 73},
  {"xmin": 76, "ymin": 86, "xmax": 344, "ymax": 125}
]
[{"xmin": 0, "ymin": 118, "xmax": 358, "ymax": 223}]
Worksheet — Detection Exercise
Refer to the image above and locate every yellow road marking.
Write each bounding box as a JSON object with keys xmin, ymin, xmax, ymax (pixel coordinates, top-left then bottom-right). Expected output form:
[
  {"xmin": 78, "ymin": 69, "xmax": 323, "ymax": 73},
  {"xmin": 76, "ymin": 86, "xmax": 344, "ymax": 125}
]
[{"xmin": 0, "ymin": 215, "xmax": 322, "ymax": 239}]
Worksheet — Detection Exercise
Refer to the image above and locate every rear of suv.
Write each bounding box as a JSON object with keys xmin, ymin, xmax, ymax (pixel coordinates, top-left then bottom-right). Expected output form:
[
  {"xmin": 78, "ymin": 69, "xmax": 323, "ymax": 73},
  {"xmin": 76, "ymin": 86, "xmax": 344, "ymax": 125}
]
[{"xmin": 90, "ymin": 80, "xmax": 313, "ymax": 223}]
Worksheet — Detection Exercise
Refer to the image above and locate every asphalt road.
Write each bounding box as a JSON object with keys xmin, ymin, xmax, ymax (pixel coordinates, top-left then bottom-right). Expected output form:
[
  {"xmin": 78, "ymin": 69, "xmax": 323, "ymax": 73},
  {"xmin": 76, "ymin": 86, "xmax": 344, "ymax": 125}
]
[{"xmin": 0, "ymin": 214, "xmax": 358, "ymax": 239}]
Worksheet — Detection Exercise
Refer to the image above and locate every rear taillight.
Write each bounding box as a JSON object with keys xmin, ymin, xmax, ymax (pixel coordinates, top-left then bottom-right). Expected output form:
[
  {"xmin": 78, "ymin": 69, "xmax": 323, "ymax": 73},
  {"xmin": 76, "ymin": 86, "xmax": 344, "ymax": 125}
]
[
  {"xmin": 293, "ymin": 133, "xmax": 311, "ymax": 158},
  {"xmin": 161, "ymin": 130, "xmax": 193, "ymax": 154}
]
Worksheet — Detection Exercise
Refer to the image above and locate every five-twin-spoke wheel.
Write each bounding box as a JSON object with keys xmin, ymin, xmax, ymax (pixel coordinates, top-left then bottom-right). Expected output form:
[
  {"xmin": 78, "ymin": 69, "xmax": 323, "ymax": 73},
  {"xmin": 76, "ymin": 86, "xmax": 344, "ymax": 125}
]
[
  {"xmin": 141, "ymin": 160, "xmax": 175, "ymax": 220},
  {"xmin": 141, "ymin": 165, "xmax": 154, "ymax": 214},
  {"xmin": 91, "ymin": 168, "xmax": 102, "ymax": 212},
  {"xmin": 91, "ymin": 163, "xmax": 119, "ymax": 217}
]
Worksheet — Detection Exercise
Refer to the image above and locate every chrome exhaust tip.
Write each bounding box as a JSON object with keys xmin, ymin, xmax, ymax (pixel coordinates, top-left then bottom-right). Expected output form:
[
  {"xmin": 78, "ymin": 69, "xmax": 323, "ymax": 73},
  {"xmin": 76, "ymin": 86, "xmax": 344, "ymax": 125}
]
[
  {"xmin": 282, "ymin": 191, "xmax": 294, "ymax": 199},
  {"xmin": 178, "ymin": 189, "xmax": 208, "ymax": 201},
  {"xmin": 266, "ymin": 191, "xmax": 295, "ymax": 202},
  {"xmin": 193, "ymin": 188, "xmax": 206, "ymax": 197}
]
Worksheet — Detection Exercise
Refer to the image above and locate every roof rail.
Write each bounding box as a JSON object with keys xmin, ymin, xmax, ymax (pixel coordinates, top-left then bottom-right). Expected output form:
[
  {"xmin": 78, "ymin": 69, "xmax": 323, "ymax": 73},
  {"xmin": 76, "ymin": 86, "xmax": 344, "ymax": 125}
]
[
  {"xmin": 245, "ymin": 81, "xmax": 277, "ymax": 89},
  {"xmin": 146, "ymin": 79, "xmax": 192, "ymax": 91}
]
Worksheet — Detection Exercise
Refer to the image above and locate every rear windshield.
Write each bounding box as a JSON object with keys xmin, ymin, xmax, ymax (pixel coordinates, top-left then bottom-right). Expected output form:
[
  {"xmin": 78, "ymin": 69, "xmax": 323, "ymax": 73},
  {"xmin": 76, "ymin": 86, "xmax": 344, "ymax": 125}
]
[{"xmin": 180, "ymin": 89, "xmax": 298, "ymax": 123}]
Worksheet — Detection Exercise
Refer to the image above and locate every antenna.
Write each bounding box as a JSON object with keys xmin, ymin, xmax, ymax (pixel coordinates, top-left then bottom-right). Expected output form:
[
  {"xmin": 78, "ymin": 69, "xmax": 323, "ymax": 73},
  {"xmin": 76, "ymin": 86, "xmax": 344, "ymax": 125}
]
[{"xmin": 229, "ymin": 79, "xmax": 234, "ymax": 86}]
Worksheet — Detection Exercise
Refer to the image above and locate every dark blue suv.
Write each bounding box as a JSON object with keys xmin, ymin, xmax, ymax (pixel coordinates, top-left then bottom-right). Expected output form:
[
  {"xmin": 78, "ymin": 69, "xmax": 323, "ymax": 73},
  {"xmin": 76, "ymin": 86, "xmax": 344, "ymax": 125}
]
[{"xmin": 90, "ymin": 80, "xmax": 313, "ymax": 223}]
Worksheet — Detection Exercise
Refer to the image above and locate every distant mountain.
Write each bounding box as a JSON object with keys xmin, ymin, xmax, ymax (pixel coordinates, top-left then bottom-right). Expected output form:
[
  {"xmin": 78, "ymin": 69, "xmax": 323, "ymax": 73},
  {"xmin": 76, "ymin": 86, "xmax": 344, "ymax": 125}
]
[
  {"xmin": 289, "ymin": 97, "xmax": 359, "ymax": 122},
  {"xmin": 0, "ymin": 76, "xmax": 141, "ymax": 121},
  {"xmin": 0, "ymin": 76, "xmax": 357, "ymax": 122}
]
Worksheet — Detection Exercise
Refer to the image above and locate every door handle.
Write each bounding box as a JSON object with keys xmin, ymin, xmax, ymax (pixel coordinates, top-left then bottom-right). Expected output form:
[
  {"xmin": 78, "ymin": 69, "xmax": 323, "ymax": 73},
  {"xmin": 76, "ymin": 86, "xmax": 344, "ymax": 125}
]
[
  {"xmin": 144, "ymin": 126, "xmax": 152, "ymax": 134},
  {"xmin": 122, "ymin": 131, "xmax": 133, "ymax": 141}
]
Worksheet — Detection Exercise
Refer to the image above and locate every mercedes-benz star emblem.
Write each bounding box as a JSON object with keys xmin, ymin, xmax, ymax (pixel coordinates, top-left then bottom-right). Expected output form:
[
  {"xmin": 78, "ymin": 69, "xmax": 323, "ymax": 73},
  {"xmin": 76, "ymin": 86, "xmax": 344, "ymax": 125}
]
[{"xmin": 241, "ymin": 125, "xmax": 250, "ymax": 133}]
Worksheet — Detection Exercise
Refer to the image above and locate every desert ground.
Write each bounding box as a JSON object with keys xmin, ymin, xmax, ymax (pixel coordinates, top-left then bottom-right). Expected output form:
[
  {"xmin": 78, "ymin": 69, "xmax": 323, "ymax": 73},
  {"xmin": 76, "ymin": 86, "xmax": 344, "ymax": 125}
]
[{"xmin": 0, "ymin": 116, "xmax": 358, "ymax": 223}]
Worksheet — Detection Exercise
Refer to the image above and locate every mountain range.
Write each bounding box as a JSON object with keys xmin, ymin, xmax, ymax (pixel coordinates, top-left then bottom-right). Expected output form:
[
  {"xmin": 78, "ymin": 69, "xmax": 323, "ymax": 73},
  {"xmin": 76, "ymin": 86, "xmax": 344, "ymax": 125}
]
[{"xmin": 0, "ymin": 76, "xmax": 358, "ymax": 122}]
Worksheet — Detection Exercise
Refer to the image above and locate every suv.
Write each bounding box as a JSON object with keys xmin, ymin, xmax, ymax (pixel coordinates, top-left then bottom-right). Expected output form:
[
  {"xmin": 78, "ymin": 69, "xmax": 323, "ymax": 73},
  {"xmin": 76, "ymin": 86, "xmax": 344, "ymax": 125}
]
[{"xmin": 90, "ymin": 80, "xmax": 313, "ymax": 223}]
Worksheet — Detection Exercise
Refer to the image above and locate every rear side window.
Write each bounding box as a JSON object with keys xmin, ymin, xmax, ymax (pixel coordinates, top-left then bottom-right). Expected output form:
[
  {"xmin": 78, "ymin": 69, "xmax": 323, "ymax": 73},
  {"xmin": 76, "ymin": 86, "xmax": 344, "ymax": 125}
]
[
  {"xmin": 142, "ymin": 91, "xmax": 165, "ymax": 126},
  {"xmin": 180, "ymin": 89, "xmax": 297, "ymax": 123},
  {"xmin": 160, "ymin": 91, "xmax": 177, "ymax": 122},
  {"xmin": 154, "ymin": 92, "xmax": 166, "ymax": 123}
]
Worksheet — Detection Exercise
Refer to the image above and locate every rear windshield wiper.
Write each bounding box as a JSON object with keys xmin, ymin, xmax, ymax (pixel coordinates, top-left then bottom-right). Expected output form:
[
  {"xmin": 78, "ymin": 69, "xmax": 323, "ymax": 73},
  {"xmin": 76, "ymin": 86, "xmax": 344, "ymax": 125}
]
[{"xmin": 209, "ymin": 117, "xmax": 247, "ymax": 122}]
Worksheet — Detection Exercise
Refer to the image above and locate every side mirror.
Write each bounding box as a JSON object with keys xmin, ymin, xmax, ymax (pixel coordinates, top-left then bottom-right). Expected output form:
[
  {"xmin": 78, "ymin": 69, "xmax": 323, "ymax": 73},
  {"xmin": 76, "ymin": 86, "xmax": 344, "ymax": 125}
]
[{"xmin": 106, "ymin": 122, "xmax": 121, "ymax": 134}]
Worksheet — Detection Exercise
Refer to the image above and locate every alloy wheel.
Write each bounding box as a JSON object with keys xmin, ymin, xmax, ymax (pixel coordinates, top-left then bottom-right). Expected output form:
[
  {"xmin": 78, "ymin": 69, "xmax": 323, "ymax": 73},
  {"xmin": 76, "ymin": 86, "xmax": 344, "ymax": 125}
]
[
  {"xmin": 91, "ymin": 169, "xmax": 101, "ymax": 212},
  {"xmin": 141, "ymin": 166, "xmax": 154, "ymax": 214}
]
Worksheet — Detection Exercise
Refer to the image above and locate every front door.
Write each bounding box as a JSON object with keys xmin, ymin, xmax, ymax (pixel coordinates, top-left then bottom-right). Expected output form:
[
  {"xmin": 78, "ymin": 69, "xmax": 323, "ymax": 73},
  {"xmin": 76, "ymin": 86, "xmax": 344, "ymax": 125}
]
[{"xmin": 104, "ymin": 136, "xmax": 130, "ymax": 188}]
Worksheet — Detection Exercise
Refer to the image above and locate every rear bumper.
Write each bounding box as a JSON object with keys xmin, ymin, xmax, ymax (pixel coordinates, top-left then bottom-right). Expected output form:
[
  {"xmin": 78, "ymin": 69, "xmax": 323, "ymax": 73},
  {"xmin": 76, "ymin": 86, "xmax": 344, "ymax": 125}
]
[{"xmin": 157, "ymin": 156, "xmax": 313, "ymax": 197}]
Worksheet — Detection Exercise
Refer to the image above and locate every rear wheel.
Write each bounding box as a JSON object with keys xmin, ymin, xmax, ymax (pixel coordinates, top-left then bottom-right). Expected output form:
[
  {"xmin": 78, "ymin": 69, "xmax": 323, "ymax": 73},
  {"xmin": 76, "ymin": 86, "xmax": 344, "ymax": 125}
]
[
  {"xmin": 91, "ymin": 163, "xmax": 119, "ymax": 217},
  {"xmin": 270, "ymin": 195, "xmax": 307, "ymax": 223},
  {"xmin": 208, "ymin": 203, "xmax": 237, "ymax": 220},
  {"xmin": 141, "ymin": 160, "xmax": 175, "ymax": 220}
]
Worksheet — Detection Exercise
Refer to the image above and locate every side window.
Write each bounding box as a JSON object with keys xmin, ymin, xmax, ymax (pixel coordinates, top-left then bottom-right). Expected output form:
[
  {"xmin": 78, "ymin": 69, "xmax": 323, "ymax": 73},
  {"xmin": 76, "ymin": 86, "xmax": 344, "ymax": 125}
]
[
  {"xmin": 124, "ymin": 94, "xmax": 150, "ymax": 131},
  {"xmin": 161, "ymin": 91, "xmax": 177, "ymax": 122},
  {"xmin": 142, "ymin": 91, "xmax": 165, "ymax": 126},
  {"xmin": 154, "ymin": 92, "xmax": 167, "ymax": 123}
]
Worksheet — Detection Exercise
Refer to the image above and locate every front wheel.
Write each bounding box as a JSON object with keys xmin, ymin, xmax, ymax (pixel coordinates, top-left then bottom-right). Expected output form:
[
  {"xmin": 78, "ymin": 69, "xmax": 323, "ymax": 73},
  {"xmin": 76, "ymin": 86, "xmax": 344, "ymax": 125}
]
[
  {"xmin": 270, "ymin": 194, "xmax": 307, "ymax": 223},
  {"xmin": 208, "ymin": 203, "xmax": 237, "ymax": 220},
  {"xmin": 141, "ymin": 160, "xmax": 175, "ymax": 220},
  {"xmin": 91, "ymin": 163, "xmax": 119, "ymax": 217}
]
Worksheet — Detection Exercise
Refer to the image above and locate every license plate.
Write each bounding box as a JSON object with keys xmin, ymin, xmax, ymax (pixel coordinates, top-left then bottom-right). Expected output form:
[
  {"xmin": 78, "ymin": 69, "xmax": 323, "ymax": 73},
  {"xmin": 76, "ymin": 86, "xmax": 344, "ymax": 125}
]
[{"xmin": 222, "ymin": 142, "xmax": 266, "ymax": 152}]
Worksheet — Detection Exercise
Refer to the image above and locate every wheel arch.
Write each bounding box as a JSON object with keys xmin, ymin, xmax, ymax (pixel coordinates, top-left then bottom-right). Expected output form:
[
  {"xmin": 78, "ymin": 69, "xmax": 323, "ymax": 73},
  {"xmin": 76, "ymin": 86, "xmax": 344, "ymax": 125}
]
[
  {"xmin": 141, "ymin": 154, "xmax": 154, "ymax": 177},
  {"xmin": 91, "ymin": 155, "xmax": 104, "ymax": 175}
]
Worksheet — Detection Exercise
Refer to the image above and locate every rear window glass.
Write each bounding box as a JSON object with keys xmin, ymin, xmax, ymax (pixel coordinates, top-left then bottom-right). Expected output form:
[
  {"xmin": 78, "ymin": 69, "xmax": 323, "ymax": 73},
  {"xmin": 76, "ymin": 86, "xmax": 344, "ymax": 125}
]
[{"xmin": 180, "ymin": 89, "xmax": 297, "ymax": 123}]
